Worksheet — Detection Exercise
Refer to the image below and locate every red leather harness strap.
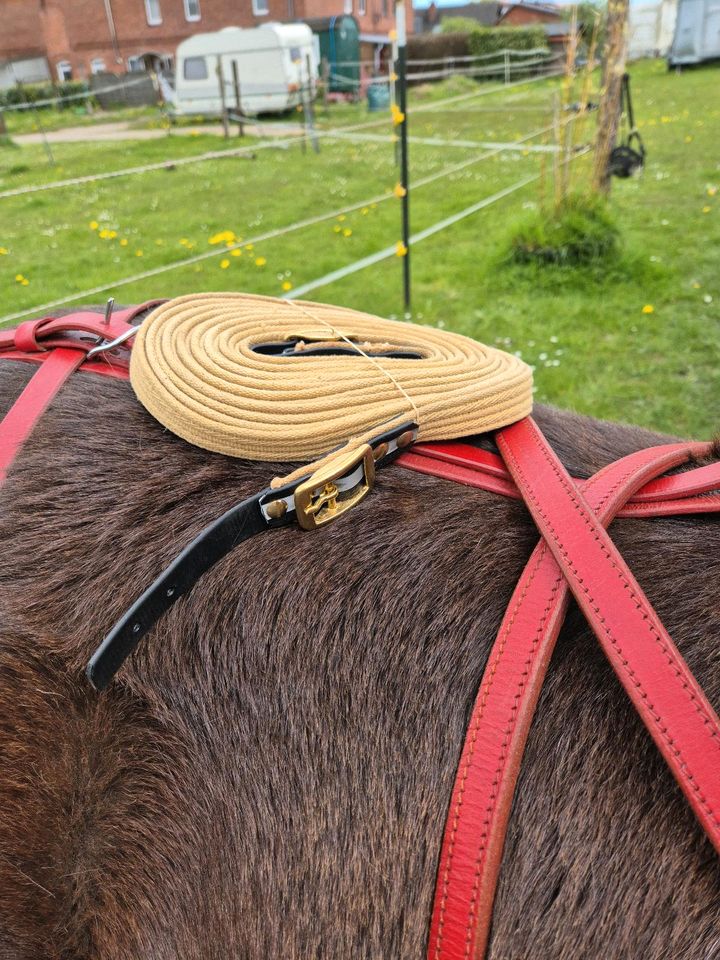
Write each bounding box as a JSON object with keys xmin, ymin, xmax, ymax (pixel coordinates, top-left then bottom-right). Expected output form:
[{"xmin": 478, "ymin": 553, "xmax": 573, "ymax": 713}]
[
  {"xmin": 0, "ymin": 303, "xmax": 161, "ymax": 483},
  {"xmin": 412, "ymin": 420, "xmax": 720, "ymax": 960},
  {"xmin": 0, "ymin": 348, "xmax": 87, "ymax": 483}
]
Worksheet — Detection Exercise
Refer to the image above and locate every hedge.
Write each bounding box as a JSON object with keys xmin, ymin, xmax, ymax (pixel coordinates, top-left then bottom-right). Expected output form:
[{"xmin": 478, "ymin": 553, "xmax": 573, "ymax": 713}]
[
  {"xmin": 407, "ymin": 27, "xmax": 549, "ymax": 80},
  {"xmin": 0, "ymin": 81, "xmax": 91, "ymax": 111},
  {"xmin": 407, "ymin": 32, "xmax": 472, "ymax": 66},
  {"xmin": 467, "ymin": 26, "xmax": 549, "ymax": 56}
]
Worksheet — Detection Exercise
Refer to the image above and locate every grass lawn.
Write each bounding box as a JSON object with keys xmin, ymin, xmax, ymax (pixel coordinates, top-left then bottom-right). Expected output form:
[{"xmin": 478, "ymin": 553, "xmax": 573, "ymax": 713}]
[{"xmin": 0, "ymin": 60, "xmax": 718, "ymax": 438}]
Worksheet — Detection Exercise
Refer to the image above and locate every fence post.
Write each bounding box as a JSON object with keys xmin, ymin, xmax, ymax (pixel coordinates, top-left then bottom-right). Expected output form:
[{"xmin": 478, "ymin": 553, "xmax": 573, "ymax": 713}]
[
  {"xmin": 321, "ymin": 57, "xmax": 330, "ymax": 115},
  {"xmin": 504, "ymin": 50, "xmax": 510, "ymax": 84},
  {"xmin": 302, "ymin": 53, "xmax": 319, "ymax": 154},
  {"xmin": 217, "ymin": 56, "xmax": 229, "ymax": 139},
  {"xmin": 395, "ymin": 0, "xmax": 410, "ymax": 313},
  {"xmin": 231, "ymin": 60, "xmax": 244, "ymax": 137}
]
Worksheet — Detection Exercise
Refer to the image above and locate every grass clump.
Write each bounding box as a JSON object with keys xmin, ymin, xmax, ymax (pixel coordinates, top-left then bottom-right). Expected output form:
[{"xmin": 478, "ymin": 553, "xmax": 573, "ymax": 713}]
[{"xmin": 509, "ymin": 194, "xmax": 619, "ymax": 266}]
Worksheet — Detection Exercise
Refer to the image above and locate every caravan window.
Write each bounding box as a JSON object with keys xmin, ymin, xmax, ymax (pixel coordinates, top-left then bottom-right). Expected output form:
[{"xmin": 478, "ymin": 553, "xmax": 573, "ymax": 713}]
[
  {"xmin": 289, "ymin": 47, "xmax": 302, "ymax": 62},
  {"xmin": 183, "ymin": 56, "xmax": 209, "ymax": 81}
]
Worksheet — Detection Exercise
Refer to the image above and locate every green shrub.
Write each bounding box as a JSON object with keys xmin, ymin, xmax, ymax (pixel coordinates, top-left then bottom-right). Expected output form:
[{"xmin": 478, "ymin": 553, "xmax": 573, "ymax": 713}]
[
  {"xmin": 0, "ymin": 80, "xmax": 91, "ymax": 111},
  {"xmin": 440, "ymin": 17, "xmax": 484, "ymax": 33},
  {"xmin": 508, "ymin": 195, "xmax": 619, "ymax": 266},
  {"xmin": 407, "ymin": 31, "xmax": 472, "ymax": 66},
  {"xmin": 468, "ymin": 26, "xmax": 548, "ymax": 56}
]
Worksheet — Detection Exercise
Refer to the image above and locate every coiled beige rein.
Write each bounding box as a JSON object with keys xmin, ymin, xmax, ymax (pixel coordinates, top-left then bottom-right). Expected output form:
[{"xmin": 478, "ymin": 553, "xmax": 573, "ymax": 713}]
[{"xmin": 130, "ymin": 292, "xmax": 533, "ymax": 484}]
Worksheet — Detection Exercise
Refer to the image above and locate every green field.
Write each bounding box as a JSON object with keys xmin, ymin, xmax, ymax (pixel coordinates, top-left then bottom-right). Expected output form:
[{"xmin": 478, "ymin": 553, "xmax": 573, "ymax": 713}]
[{"xmin": 1, "ymin": 60, "xmax": 718, "ymax": 437}]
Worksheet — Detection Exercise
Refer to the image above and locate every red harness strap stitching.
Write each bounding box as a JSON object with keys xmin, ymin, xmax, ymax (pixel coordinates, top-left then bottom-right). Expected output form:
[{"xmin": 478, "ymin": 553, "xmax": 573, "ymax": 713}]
[
  {"xmin": 424, "ymin": 439, "xmax": 719, "ymax": 960},
  {"xmin": 0, "ymin": 348, "xmax": 86, "ymax": 483},
  {"xmin": 432, "ymin": 544, "xmax": 556, "ymax": 958},
  {"xmin": 498, "ymin": 420, "xmax": 720, "ymax": 835}
]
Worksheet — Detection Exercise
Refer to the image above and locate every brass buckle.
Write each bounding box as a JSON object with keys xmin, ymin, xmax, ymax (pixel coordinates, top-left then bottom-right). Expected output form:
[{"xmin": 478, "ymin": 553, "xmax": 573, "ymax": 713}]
[{"xmin": 294, "ymin": 444, "xmax": 375, "ymax": 530}]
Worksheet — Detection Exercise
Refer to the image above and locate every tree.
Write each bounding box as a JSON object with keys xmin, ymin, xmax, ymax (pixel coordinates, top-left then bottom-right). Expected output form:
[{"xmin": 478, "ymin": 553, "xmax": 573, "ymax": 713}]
[{"xmin": 591, "ymin": 0, "xmax": 629, "ymax": 195}]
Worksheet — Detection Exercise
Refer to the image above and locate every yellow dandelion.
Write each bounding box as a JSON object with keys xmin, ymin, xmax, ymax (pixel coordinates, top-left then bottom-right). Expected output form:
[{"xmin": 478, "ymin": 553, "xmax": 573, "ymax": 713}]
[
  {"xmin": 282, "ymin": 281, "xmax": 293, "ymax": 291},
  {"xmin": 89, "ymin": 220, "xmax": 99, "ymax": 230},
  {"xmin": 361, "ymin": 207, "xmax": 369, "ymax": 215},
  {"xmin": 120, "ymin": 238, "xmax": 128, "ymax": 247},
  {"xmin": 21, "ymin": 278, "xmax": 29, "ymax": 286},
  {"xmin": 393, "ymin": 183, "xmax": 407, "ymax": 199},
  {"xmin": 333, "ymin": 225, "xmax": 342, "ymax": 233},
  {"xmin": 343, "ymin": 228, "xmax": 352, "ymax": 237},
  {"xmin": 641, "ymin": 304, "xmax": 654, "ymax": 314},
  {"xmin": 99, "ymin": 229, "xmax": 110, "ymax": 239},
  {"xmin": 255, "ymin": 256, "xmax": 267, "ymax": 266},
  {"xmin": 209, "ymin": 233, "xmax": 225, "ymax": 245},
  {"xmin": 685, "ymin": 135, "xmax": 692, "ymax": 143},
  {"xmin": 245, "ymin": 243, "xmax": 254, "ymax": 251},
  {"xmin": 396, "ymin": 241, "xmax": 408, "ymax": 257},
  {"xmin": 135, "ymin": 249, "xmax": 144, "ymax": 257},
  {"xmin": 708, "ymin": 186, "xmax": 718, "ymax": 196},
  {"xmin": 220, "ymin": 259, "xmax": 230, "ymax": 269},
  {"xmin": 371, "ymin": 203, "xmax": 377, "ymax": 209},
  {"xmin": 180, "ymin": 238, "xmax": 189, "ymax": 246},
  {"xmin": 0, "ymin": 247, "xmax": 8, "ymax": 255},
  {"xmin": 155, "ymin": 239, "xmax": 164, "ymax": 246},
  {"xmin": 692, "ymin": 282, "xmax": 701, "ymax": 289},
  {"xmin": 337, "ymin": 215, "xmax": 346, "ymax": 222},
  {"xmin": 108, "ymin": 230, "xmax": 117, "ymax": 239},
  {"xmin": 231, "ymin": 248, "xmax": 242, "ymax": 257},
  {"xmin": 702, "ymin": 206, "xmax": 711, "ymax": 213},
  {"xmin": 15, "ymin": 274, "xmax": 24, "ymax": 282}
]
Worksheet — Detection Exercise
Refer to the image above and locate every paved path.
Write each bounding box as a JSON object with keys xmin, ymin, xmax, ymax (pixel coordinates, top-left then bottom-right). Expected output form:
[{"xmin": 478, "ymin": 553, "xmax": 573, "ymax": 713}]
[{"xmin": 13, "ymin": 119, "xmax": 303, "ymax": 145}]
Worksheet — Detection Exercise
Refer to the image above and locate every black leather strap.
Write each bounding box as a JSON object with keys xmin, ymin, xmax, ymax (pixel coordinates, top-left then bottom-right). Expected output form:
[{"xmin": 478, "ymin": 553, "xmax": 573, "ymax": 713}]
[{"xmin": 87, "ymin": 421, "xmax": 417, "ymax": 691}]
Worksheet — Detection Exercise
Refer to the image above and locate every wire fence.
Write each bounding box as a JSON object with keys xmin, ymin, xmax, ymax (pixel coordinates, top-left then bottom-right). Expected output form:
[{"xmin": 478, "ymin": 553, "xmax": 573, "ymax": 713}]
[
  {"xmin": 0, "ymin": 112, "xmax": 569, "ymax": 326},
  {"xmin": 0, "ymin": 61, "xmax": 589, "ymax": 326},
  {"xmin": 1, "ymin": 74, "xmax": 151, "ymax": 112}
]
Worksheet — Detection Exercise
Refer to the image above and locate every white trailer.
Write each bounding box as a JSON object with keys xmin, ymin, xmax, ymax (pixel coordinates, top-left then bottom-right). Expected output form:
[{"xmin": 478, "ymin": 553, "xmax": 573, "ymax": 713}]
[
  {"xmin": 669, "ymin": 0, "xmax": 720, "ymax": 64},
  {"xmin": 172, "ymin": 23, "xmax": 316, "ymax": 117},
  {"xmin": 629, "ymin": 0, "xmax": 678, "ymax": 58}
]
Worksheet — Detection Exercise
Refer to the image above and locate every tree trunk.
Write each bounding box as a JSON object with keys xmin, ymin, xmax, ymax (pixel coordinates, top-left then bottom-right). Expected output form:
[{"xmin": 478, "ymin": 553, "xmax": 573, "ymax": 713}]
[{"xmin": 592, "ymin": 0, "xmax": 629, "ymax": 196}]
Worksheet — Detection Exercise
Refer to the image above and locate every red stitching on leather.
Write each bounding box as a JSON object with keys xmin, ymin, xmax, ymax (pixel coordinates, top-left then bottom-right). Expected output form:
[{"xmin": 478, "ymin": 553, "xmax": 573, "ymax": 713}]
[
  {"xmin": 458, "ymin": 461, "xmax": 641, "ymax": 954},
  {"xmin": 503, "ymin": 427, "xmax": 720, "ymax": 827},
  {"xmin": 432, "ymin": 544, "xmax": 552, "ymax": 958}
]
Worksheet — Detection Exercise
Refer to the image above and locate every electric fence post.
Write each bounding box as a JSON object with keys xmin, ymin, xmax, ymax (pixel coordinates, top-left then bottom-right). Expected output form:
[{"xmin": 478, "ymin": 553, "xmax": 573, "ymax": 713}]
[{"xmin": 394, "ymin": 0, "xmax": 411, "ymax": 313}]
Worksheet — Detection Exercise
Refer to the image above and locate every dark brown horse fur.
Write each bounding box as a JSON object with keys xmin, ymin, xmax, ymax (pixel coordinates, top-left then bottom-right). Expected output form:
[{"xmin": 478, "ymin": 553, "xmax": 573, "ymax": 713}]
[{"xmin": 0, "ymin": 330, "xmax": 719, "ymax": 960}]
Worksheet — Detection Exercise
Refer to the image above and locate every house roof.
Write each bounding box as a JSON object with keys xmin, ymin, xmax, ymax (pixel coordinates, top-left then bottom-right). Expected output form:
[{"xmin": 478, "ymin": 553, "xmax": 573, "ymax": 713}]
[
  {"xmin": 499, "ymin": 2, "xmax": 563, "ymax": 18},
  {"xmin": 419, "ymin": 3, "xmax": 501, "ymax": 31}
]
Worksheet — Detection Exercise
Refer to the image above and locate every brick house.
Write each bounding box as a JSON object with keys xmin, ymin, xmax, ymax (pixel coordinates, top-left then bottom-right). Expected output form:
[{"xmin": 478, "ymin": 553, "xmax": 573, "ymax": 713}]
[
  {"xmin": 497, "ymin": 3, "xmax": 574, "ymax": 50},
  {"xmin": 0, "ymin": 0, "xmax": 412, "ymax": 83}
]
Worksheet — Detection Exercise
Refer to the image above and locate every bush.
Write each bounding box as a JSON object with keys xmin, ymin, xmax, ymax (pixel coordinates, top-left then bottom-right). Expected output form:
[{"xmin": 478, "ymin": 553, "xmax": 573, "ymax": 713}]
[
  {"xmin": 0, "ymin": 80, "xmax": 91, "ymax": 111},
  {"xmin": 468, "ymin": 26, "xmax": 548, "ymax": 56},
  {"xmin": 440, "ymin": 17, "xmax": 484, "ymax": 34},
  {"xmin": 407, "ymin": 31, "xmax": 472, "ymax": 66},
  {"xmin": 508, "ymin": 195, "xmax": 619, "ymax": 266}
]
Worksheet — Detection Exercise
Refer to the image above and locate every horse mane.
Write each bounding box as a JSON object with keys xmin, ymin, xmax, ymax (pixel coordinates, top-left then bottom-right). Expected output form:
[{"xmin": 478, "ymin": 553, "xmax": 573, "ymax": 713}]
[{"xmin": 0, "ymin": 356, "xmax": 718, "ymax": 958}]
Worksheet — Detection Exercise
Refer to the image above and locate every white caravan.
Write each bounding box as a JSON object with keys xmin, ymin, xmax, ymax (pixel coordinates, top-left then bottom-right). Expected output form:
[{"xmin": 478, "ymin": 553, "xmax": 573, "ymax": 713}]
[
  {"xmin": 172, "ymin": 23, "xmax": 316, "ymax": 117},
  {"xmin": 629, "ymin": 0, "xmax": 678, "ymax": 58}
]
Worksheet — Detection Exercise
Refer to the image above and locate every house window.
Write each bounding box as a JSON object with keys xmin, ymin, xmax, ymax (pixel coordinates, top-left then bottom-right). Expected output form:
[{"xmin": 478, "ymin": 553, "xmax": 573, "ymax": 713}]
[
  {"xmin": 358, "ymin": 0, "xmax": 366, "ymax": 13},
  {"xmin": 127, "ymin": 55, "xmax": 144, "ymax": 72},
  {"xmin": 90, "ymin": 58, "xmax": 106, "ymax": 74},
  {"xmin": 382, "ymin": 0, "xmax": 388, "ymax": 15},
  {"xmin": 56, "ymin": 60, "xmax": 72, "ymax": 81},
  {"xmin": 252, "ymin": 0, "xmax": 269, "ymax": 15},
  {"xmin": 184, "ymin": 0, "xmax": 201, "ymax": 21},
  {"xmin": 183, "ymin": 56, "xmax": 208, "ymax": 80},
  {"xmin": 144, "ymin": 0, "xmax": 162, "ymax": 25}
]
